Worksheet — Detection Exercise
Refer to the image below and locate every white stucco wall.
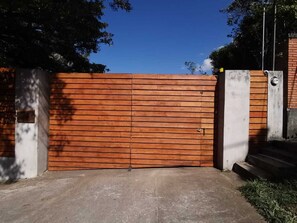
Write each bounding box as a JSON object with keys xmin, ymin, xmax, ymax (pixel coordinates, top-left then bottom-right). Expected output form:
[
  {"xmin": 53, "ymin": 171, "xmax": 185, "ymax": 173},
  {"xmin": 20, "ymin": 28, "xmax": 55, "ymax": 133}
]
[
  {"xmin": 217, "ymin": 70, "xmax": 250, "ymax": 170},
  {"xmin": 15, "ymin": 69, "xmax": 50, "ymax": 179},
  {"xmin": 267, "ymin": 71, "xmax": 283, "ymax": 140}
]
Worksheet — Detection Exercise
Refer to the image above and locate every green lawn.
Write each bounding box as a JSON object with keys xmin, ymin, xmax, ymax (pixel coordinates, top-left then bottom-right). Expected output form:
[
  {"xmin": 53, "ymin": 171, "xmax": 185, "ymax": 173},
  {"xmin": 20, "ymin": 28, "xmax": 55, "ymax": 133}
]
[{"xmin": 240, "ymin": 179, "xmax": 297, "ymax": 223}]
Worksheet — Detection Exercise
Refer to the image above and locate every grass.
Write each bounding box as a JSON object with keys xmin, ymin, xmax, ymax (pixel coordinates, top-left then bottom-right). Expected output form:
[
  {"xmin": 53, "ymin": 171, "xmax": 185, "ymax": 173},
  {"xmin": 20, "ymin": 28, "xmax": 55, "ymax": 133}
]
[{"xmin": 240, "ymin": 179, "xmax": 297, "ymax": 223}]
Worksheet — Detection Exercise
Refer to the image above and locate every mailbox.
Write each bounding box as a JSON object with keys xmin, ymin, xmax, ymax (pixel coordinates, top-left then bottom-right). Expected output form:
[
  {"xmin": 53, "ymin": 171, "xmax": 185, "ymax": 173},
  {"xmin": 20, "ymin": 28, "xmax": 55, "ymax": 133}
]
[{"xmin": 16, "ymin": 110, "xmax": 35, "ymax": 123}]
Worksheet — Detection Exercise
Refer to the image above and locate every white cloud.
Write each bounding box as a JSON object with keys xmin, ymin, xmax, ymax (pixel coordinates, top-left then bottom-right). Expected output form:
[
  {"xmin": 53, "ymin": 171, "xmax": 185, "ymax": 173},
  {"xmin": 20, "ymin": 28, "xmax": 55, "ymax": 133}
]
[
  {"xmin": 198, "ymin": 58, "xmax": 213, "ymax": 73},
  {"xmin": 216, "ymin": 45, "xmax": 225, "ymax": 50}
]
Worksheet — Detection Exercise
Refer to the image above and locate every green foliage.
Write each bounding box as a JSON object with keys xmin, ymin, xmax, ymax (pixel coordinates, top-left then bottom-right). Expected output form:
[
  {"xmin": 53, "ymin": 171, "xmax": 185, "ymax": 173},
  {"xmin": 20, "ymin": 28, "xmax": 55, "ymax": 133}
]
[
  {"xmin": 0, "ymin": 0, "xmax": 131, "ymax": 72},
  {"xmin": 240, "ymin": 179, "xmax": 297, "ymax": 223},
  {"xmin": 210, "ymin": 0, "xmax": 297, "ymax": 71}
]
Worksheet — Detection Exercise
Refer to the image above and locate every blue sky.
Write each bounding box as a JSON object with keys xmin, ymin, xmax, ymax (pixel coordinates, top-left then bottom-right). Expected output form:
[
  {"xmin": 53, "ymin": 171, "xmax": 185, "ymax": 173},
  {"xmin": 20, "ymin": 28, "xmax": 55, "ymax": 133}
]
[{"xmin": 90, "ymin": 0, "xmax": 233, "ymax": 74}]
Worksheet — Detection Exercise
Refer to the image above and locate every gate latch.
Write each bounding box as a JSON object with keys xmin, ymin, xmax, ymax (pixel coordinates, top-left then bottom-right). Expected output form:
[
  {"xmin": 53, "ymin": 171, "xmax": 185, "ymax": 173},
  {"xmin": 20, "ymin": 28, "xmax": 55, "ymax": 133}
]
[{"xmin": 196, "ymin": 128, "xmax": 205, "ymax": 135}]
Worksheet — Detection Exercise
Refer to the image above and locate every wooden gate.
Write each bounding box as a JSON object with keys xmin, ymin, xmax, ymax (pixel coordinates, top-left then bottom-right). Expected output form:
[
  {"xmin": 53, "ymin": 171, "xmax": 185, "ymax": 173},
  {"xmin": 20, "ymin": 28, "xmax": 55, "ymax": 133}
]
[
  {"xmin": 131, "ymin": 74, "xmax": 216, "ymax": 168},
  {"xmin": 49, "ymin": 73, "xmax": 217, "ymax": 170}
]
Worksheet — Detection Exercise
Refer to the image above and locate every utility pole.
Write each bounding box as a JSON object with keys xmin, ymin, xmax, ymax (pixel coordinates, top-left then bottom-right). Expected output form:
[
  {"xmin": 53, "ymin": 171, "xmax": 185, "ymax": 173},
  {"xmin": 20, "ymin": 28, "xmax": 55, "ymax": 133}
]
[
  {"xmin": 272, "ymin": 0, "xmax": 277, "ymax": 71},
  {"xmin": 262, "ymin": 0, "xmax": 266, "ymax": 70}
]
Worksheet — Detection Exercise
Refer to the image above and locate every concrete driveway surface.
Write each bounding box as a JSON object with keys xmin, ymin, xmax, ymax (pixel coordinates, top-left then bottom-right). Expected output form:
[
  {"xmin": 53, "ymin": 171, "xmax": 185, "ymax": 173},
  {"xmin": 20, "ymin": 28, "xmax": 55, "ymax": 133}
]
[{"xmin": 0, "ymin": 167, "xmax": 265, "ymax": 223}]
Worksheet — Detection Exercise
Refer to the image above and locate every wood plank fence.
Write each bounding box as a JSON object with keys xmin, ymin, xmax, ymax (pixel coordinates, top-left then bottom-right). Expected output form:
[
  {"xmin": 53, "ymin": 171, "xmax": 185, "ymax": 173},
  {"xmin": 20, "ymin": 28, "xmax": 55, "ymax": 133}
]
[
  {"xmin": 249, "ymin": 70, "xmax": 268, "ymax": 152},
  {"xmin": 0, "ymin": 68, "xmax": 15, "ymax": 157},
  {"xmin": 49, "ymin": 73, "xmax": 217, "ymax": 170}
]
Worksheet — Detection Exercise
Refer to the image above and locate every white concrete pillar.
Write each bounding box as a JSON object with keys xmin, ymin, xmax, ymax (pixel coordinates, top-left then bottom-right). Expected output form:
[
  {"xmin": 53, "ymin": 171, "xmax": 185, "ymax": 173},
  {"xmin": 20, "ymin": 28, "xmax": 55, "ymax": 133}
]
[
  {"xmin": 217, "ymin": 70, "xmax": 250, "ymax": 170},
  {"xmin": 15, "ymin": 69, "xmax": 50, "ymax": 179},
  {"xmin": 267, "ymin": 71, "xmax": 283, "ymax": 140}
]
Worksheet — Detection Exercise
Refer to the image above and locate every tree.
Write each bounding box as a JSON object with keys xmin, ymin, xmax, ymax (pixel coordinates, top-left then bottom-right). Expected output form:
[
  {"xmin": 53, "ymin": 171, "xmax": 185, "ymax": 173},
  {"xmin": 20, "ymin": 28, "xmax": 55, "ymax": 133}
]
[
  {"xmin": 210, "ymin": 0, "xmax": 297, "ymax": 71},
  {"xmin": 0, "ymin": 0, "xmax": 132, "ymax": 72},
  {"xmin": 184, "ymin": 61, "xmax": 208, "ymax": 75},
  {"xmin": 184, "ymin": 61, "xmax": 197, "ymax": 74}
]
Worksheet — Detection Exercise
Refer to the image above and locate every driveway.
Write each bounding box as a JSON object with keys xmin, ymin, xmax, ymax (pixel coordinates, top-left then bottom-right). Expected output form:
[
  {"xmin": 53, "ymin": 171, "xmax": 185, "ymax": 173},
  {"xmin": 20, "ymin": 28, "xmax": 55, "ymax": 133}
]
[{"xmin": 0, "ymin": 168, "xmax": 264, "ymax": 223}]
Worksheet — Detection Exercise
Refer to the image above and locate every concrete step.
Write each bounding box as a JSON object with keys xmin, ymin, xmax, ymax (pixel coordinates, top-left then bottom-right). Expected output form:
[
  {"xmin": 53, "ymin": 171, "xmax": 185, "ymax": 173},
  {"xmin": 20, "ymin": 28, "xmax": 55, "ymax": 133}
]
[
  {"xmin": 233, "ymin": 162, "xmax": 273, "ymax": 180},
  {"xmin": 271, "ymin": 141, "xmax": 297, "ymax": 153},
  {"xmin": 261, "ymin": 146, "xmax": 297, "ymax": 165},
  {"xmin": 247, "ymin": 154, "xmax": 297, "ymax": 177}
]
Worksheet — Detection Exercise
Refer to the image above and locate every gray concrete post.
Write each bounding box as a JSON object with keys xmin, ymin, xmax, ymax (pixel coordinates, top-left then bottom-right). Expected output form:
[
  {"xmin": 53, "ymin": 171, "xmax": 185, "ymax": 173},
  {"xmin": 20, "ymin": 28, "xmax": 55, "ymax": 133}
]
[
  {"xmin": 217, "ymin": 70, "xmax": 250, "ymax": 170},
  {"xmin": 267, "ymin": 71, "xmax": 283, "ymax": 140},
  {"xmin": 15, "ymin": 69, "xmax": 50, "ymax": 179}
]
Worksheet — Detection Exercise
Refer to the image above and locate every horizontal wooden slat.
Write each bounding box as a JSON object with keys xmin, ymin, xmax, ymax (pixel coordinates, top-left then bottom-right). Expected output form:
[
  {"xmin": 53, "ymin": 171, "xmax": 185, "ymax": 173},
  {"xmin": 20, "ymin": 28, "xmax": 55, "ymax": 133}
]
[
  {"xmin": 50, "ymin": 136, "xmax": 131, "ymax": 143},
  {"xmin": 49, "ymin": 151, "xmax": 130, "ymax": 158},
  {"xmin": 133, "ymin": 116, "xmax": 201, "ymax": 123},
  {"xmin": 49, "ymin": 147, "xmax": 130, "ymax": 153},
  {"xmin": 249, "ymin": 123, "xmax": 267, "ymax": 129},
  {"xmin": 52, "ymin": 79, "xmax": 132, "ymax": 84},
  {"xmin": 50, "ymin": 131, "xmax": 131, "ymax": 138},
  {"xmin": 132, "ymin": 122, "xmax": 200, "ymax": 128},
  {"xmin": 250, "ymin": 83, "xmax": 268, "ymax": 88},
  {"xmin": 250, "ymin": 100, "xmax": 268, "ymax": 105},
  {"xmin": 51, "ymin": 105, "xmax": 131, "ymax": 111},
  {"xmin": 50, "ymin": 141, "xmax": 130, "ymax": 148},
  {"xmin": 132, "ymin": 85, "xmax": 215, "ymax": 91},
  {"xmin": 250, "ymin": 88, "xmax": 268, "ymax": 94},
  {"xmin": 133, "ymin": 90, "xmax": 214, "ymax": 96},
  {"xmin": 131, "ymin": 138, "xmax": 204, "ymax": 145},
  {"xmin": 50, "ymin": 120, "xmax": 131, "ymax": 126},
  {"xmin": 51, "ymin": 94, "xmax": 131, "ymax": 100},
  {"xmin": 250, "ymin": 94, "xmax": 267, "ymax": 100},
  {"xmin": 132, "ymin": 79, "xmax": 216, "ymax": 86},
  {"xmin": 132, "ymin": 111, "xmax": 214, "ymax": 118},
  {"xmin": 131, "ymin": 154, "xmax": 200, "ymax": 161},
  {"xmin": 51, "ymin": 100, "xmax": 131, "ymax": 106},
  {"xmin": 50, "ymin": 125, "xmax": 130, "ymax": 132},
  {"xmin": 250, "ymin": 117, "xmax": 267, "ymax": 122},
  {"xmin": 50, "ymin": 110, "xmax": 131, "ymax": 116},
  {"xmin": 51, "ymin": 115, "xmax": 131, "ymax": 122},
  {"xmin": 49, "ymin": 156, "xmax": 130, "ymax": 164},
  {"xmin": 48, "ymin": 162, "xmax": 129, "ymax": 170},
  {"xmin": 132, "ymin": 149, "xmax": 201, "ymax": 155},
  {"xmin": 132, "ymin": 143, "xmax": 211, "ymax": 150},
  {"xmin": 53, "ymin": 73, "xmax": 132, "ymax": 79},
  {"xmin": 200, "ymin": 161, "xmax": 213, "ymax": 167},
  {"xmin": 133, "ymin": 95, "xmax": 214, "ymax": 102},
  {"xmin": 52, "ymin": 83, "xmax": 131, "ymax": 90},
  {"xmin": 250, "ymin": 106, "xmax": 267, "ymax": 112},
  {"xmin": 133, "ymin": 106, "xmax": 214, "ymax": 113},
  {"xmin": 131, "ymin": 159, "xmax": 200, "ymax": 166},
  {"xmin": 132, "ymin": 101, "xmax": 202, "ymax": 107},
  {"xmin": 52, "ymin": 89, "xmax": 131, "ymax": 95},
  {"xmin": 132, "ymin": 74, "xmax": 217, "ymax": 80}
]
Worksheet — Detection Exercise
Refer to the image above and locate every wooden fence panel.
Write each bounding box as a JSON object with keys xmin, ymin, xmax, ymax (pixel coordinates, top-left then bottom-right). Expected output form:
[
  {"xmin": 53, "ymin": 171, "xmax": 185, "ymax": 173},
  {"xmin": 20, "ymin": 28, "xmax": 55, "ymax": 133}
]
[
  {"xmin": 249, "ymin": 70, "xmax": 268, "ymax": 152},
  {"xmin": 131, "ymin": 75, "xmax": 216, "ymax": 168},
  {"xmin": 0, "ymin": 68, "xmax": 15, "ymax": 157},
  {"xmin": 48, "ymin": 73, "xmax": 132, "ymax": 171}
]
